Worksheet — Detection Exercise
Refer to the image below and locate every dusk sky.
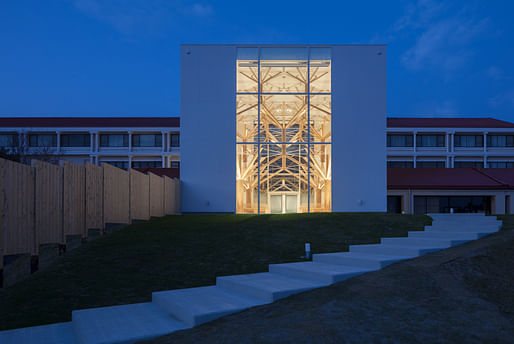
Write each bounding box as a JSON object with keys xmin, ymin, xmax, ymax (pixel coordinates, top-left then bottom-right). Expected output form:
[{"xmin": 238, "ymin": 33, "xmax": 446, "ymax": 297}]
[{"xmin": 1, "ymin": 0, "xmax": 513, "ymax": 121}]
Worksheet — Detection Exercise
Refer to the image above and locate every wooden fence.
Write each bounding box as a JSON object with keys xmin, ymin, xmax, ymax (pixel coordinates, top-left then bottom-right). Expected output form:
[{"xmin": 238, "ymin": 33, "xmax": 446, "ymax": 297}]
[
  {"xmin": 0, "ymin": 158, "xmax": 180, "ymax": 272},
  {"xmin": 130, "ymin": 169, "xmax": 150, "ymax": 221},
  {"xmin": 85, "ymin": 162, "xmax": 103, "ymax": 231}
]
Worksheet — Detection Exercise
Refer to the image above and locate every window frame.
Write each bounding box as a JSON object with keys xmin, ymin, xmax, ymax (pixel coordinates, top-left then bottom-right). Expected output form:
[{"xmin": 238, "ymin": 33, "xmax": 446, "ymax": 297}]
[
  {"xmin": 487, "ymin": 134, "xmax": 514, "ymax": 148},
  {"xmin": 0, "ymin": 133, "xmax": 19, "ymax": 147},
  {"xmin": 28, "ymin": 133, "xmax": 57, "ymax": 147},
  {"xmin": 416, "ymin": 134, "xmax": 445, "ymax": 148},
  {"xmin": 132, "ymin": 134, "xmax": 162, "ymax": 148},
  {"xmin": 454, "ymin": 134, "xmax": 484, "ymax": 148},
  {"xmin": 99, "ymin": 133, "xmax": 129, "ymax": 147},
  {"xmin": 61, "ymin": 133, "xmax": 90, "ymax": 147},
  {"xmin": 387, "ymin": 134, "xmax": 414, "ymax": 148}
]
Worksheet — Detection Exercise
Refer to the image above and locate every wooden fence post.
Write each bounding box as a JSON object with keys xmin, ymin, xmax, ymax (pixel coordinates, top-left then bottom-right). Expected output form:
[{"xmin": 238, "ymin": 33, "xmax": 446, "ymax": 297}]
[
  {"xmin": 129, "ymin": 169, "xmax": 150, "ymax": 221},
  {"xmin": 103, "ymin": 163, "xmax": 130, "ymax": 226},
  {"xmin": 148, "ymin": 172, "xmax": 164, "ymax": 217},
  {"xmin": 85, "ymin": 162, "xmax": 104, "ymax": 234},
  {"xmin": 32, "ymin": 160, "xmax": 64, "ymax": 247}
]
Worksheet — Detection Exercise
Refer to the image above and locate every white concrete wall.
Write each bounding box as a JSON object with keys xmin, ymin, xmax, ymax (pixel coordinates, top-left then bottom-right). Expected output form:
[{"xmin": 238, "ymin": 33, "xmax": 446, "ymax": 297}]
[
  {"xmin": 332, "ymin": 45, "xmax": 387, "ymax": 212},
  {"xmin": 180, "ymin": 45, "xmax": 237, "ymax": 212}
]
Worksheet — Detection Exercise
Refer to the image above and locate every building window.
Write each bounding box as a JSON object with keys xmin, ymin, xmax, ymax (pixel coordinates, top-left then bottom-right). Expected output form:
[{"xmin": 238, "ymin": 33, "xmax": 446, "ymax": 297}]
[
  {"xmin": 0, "ymin": 134, "xmax": 18, "ymax": 147},
  {"xmin": 417, "ymin": 161, "xmax": 445, "ymax": 168},
  {"xmin": 488, "ymin": 161, "xmax": 514, "ymax": 168},
  {"xmin": 132, "ymin": 161, "xmax": 162, "ymax": 168},
  {"xmin": 454, "ymin": 134, "xmax": 483, "ymax": 147},
  {"xmin": 236, "ymin": 47, "xmax": 332, "ymax": 214},
  {"xmin": 132, "ymin": 134, "xmax": 162, "ymax": 147},
  {"xmin": 102, "ymin": 161, "xmax": 128, "ymax": 169},
  {"xmin": 171, "ymin": 161, "xmax": 180, "ymax": 168},
  {"xmin": 100, "ymin": 134, "xmax": 128, "ymax": 147},
  {"xmin": 454, "ymin": 161, "xmax": 484, "ymax": 168},
  {"xmin": 387, "ymin": 134, "xmax": 413, "ymax": 147},
  {"xmin": 387, "ymin": 196, "xmax": 402, "ymax": 214},
  {"xmin": 416, "ymin": 134, "xmax": 445, "ymax": 147},
  {"xmin": 414, "ymin": 196, "xmax": 491, "ymax": 214},
  {"xmin": 29, "ymin": 134, "xmax": 57, "ymax": 147},
  {"xmin": 387, "ymin": 161, "xmax": 414, "ymax": 168},
  {"xmin": 487, "ymin": 135, "xmax": 514, "ymax": 147},
  {"xmin": 61, "ymin": 134, "xmax": 90, "ymax": 147},
  {"xmin": 170, "ymin": 134, "xmax": 180, "ymax": 148}
]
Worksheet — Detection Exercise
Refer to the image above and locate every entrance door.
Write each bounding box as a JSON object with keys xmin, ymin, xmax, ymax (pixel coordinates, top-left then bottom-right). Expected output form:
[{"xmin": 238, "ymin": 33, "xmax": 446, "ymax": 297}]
[
  {"xmin": 285, "ymin": 195, "xmax": 297, "ymax": 213},
  {"xmin": 270, "ymin": 193, "xmax": 298, "ymax": 214},
  {"xmin": 270, "ymin": 195, "xmax": 282, "ymax": 214}
]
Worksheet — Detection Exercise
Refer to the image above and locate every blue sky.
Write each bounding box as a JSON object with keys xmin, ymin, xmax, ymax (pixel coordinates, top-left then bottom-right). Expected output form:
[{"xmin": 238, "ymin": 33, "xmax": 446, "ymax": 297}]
[{"xmin": 0, "ymin": 0, "xmax": 513, "ymax": 121}]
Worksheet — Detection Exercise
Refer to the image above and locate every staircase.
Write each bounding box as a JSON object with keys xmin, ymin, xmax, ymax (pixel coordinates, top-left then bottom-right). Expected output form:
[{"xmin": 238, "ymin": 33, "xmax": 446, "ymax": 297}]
[{"xmin": 0, "ymin": 213, "xmax": 502, "ymax": 343}]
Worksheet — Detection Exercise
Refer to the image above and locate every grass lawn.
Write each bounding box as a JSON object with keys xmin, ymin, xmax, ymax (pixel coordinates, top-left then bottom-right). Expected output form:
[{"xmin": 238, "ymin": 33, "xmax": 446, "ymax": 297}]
[{"xmin": 0, "ymin": 213, "xmax": 431, "ymax": 330}]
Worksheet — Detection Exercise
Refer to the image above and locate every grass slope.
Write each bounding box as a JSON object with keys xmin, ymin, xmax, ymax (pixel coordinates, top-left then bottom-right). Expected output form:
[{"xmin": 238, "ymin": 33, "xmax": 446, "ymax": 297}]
[
  {"xmin": 0, "ymin": 213, "xmax": 430, "ymax": 331},
  {"xmin": 144, "ymin": 220, "xmax": 514, "ymax": 344}
]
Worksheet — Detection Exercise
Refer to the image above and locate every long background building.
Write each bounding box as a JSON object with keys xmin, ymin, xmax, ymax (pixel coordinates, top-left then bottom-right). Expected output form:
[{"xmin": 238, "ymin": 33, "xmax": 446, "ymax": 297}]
[
  {"xmin": 0, "ymin": 117, "xmax": 180, "ymax": 169},
  {"xmin": 1, "ymin": 116, "xmax": 514, "ymax": 215},
  {"xmin": 387, "ymin": 117, "xmax": 514, "ymax": 168}
]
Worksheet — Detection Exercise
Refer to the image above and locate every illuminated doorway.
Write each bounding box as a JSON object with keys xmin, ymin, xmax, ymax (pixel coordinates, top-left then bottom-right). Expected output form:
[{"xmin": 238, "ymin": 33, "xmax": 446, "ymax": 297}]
[
  {"xmin": 236, "ymin": 47, "xmax": 331, "ymax": 213},
  {"xmin": 269, "ymin": 192, "xmax": 298, "ymax": 214}
]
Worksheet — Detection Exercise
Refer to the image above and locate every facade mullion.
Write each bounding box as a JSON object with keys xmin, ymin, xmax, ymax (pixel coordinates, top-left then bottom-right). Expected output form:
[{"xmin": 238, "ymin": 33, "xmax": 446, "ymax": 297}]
[
  {"xmin": 307, "ymin": 47, "xmax": 311, "ymax": 213},
  {"xmin": 257, "ymin": 47, "xmax": 261, "ymax": 214},
  {"xmin": 236, "ymin": 46, "xmax": 331, "ymax": 214}
]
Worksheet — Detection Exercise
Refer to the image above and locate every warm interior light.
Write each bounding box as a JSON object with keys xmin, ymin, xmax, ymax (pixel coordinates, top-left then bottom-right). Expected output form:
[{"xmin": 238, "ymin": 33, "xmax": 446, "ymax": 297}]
[{"xmin": 236, "ymin": 51, "xmax": 331, "ymax": 214}]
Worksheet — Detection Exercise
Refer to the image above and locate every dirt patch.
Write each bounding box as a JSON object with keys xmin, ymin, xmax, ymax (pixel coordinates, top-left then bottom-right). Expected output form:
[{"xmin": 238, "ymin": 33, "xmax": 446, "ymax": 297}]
[{"xmin": 142, "ymin": 229, "xmax": 514, "ymax": 344}]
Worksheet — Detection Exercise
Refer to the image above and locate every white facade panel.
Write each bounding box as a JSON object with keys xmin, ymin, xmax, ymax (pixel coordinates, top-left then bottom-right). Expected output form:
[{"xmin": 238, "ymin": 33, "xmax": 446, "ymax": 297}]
[
  {"xmin": 331, "ymin": 45, "xmax": 387, "ymax": 211},
  {"xmin": 180, "ymin": 45, "xmax": 237, "ymax": 212}
]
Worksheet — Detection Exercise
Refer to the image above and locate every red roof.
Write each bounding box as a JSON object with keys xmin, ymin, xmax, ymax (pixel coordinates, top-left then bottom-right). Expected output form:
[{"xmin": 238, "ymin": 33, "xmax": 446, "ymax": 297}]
[
  {"xmin": 388, "ymin": 168, "xmax": 514, "ymax": 190},
  {"xmin": 1, "ymin": 116, "xmax": 512, "ymax": 129},
  {"xmin": 387, "ymin": 117, "xmax": 514, "ymax": 128},
  {"xmin": 478, "ymin": 168, "xmax": 514, "ymax": 187},
  {"xmin": 0, "ymin": 117, "xmax": 180, "ymax": 128}
]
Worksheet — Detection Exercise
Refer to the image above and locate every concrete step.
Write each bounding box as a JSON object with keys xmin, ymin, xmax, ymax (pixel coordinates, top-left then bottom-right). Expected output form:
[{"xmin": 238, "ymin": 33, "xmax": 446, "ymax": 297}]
[
  {"xmin": 429, "ymin": 216, "xmax": 500, "ymax": 222},
  {"xmin": 152, "ymin": 286, "xmax": 267, "ymax": 327},
  {"xmin": 72, "ymin": 302, "xmax": 189, "ymax": 344},
  {"xmin": 425, "ymin": 225, "xmax": 500, "ymax": 232},
  {"xmin": 408, "ymin": 230, "xmax": 485, "ymax": 240},
  {"xmin": 428, "ymin": 223, "xmax": 501, "ymax": 229},
  {"xmin": 216, "ymin": 272, "xmax": 328, "ymax": 303},
  {"xmin": 428, "ymin": 214, "xmax": 498, "ymax": 220},
  {"xmin": 428, "ymin": 213, "xmax": 492, "ymax": 216},
  {"xmin": 269, "ymin": 262, "xmax": 374, "ymax": 284},
  {"xmin": 0, "ymin": 322, "xmax": 77, "ymax": 344},
  {"xmin": 428, "ymin": 219, "xmax": 501, "ymax": 224},
  {"xmin": 381, "ymin": 237, "xmax": 469, "ymax": 247},
  {"xmin": 429, "ymin": 217, "xmax": 500, "ymax": 222},
  {"xmin": 313, "ymin": 252, "xmax": 411, "ymax": 269},
  {"xmin": 349, "ymin": 243, "xmax": 440, "ymax": 257},
  {"xmin": 429, "ymin": 214, "xmax": 497, "ymax": 218},
  {"xmin": 428, "ymin": 213, "xmax": 491, "ymax": 217}
]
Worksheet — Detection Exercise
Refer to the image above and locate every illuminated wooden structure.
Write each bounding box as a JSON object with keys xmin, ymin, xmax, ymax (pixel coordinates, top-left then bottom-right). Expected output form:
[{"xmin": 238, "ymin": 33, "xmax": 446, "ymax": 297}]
[{"xmin": 236, "ymin": 48, "xmax": 331, "ymax": 213}]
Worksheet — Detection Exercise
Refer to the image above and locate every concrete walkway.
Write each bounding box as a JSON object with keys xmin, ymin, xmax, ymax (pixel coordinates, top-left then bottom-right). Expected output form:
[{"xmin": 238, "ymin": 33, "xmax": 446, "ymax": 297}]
[{"xmin": 0, "ymin": 213, "xmax": 501, "ymax": 344}]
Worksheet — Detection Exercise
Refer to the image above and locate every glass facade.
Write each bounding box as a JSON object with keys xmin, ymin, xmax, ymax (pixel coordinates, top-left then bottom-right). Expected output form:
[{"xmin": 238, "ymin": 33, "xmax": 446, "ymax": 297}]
[{"xmin": 236, "ymin": 47, "xmax": 331, "ymax": 213}]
